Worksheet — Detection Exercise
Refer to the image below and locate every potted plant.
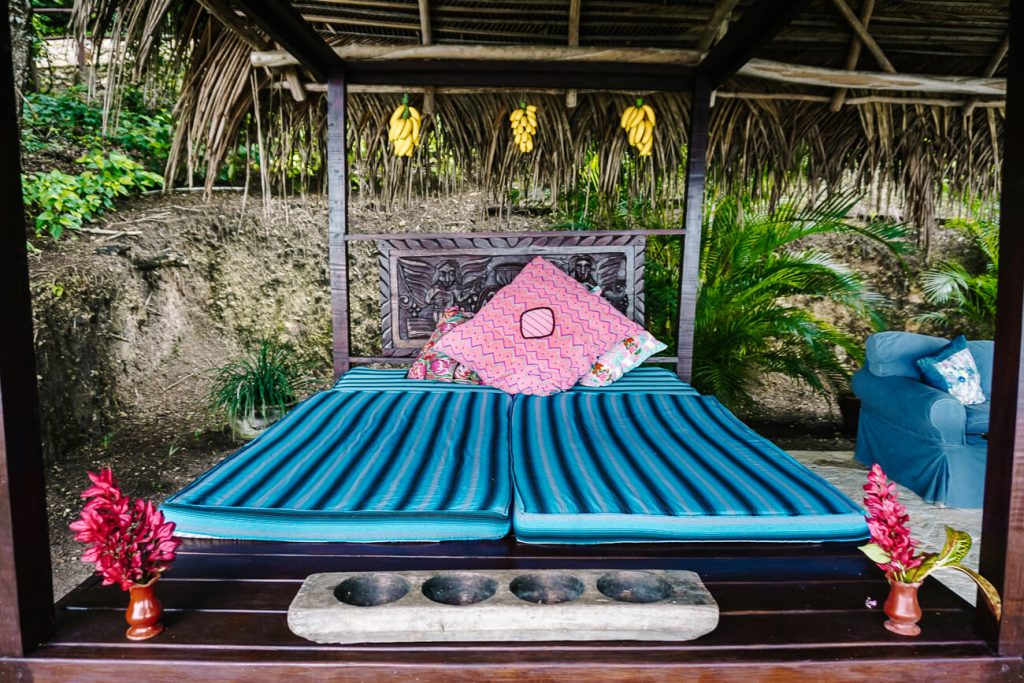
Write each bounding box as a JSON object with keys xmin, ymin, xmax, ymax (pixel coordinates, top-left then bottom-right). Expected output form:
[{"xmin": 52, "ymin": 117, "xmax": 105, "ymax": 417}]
[
  {"xmin": 858, "ymin": 465, "xmax": 1001, "ymax": 636},
  {"xmin": 208, "ymin": 338, "xmax": 314, "ymax": 439},
  {"xmin": 70, "ymin": 468, "xmax": 180, "ymax": 641}
]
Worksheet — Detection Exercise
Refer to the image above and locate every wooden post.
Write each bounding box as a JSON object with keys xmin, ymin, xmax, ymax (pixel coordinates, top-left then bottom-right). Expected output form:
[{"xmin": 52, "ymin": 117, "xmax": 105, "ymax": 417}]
[
  {"xmin": 676, "ymin": 75, "xmax": 711, "ymax": 382},
  {"xmin": 0, "ymin": 0, "xmax": 55, "ymax": 656},
  {"xmin": 979, "ymin": 0, "xmax": 1023, "ymax": 656},
  {"xmin": 328, "ymin": 74, "xmax": 351, "ymax": 380}
]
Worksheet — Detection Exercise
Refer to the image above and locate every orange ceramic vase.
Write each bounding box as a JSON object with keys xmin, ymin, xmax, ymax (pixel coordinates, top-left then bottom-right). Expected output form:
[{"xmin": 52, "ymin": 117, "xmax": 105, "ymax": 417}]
[
  {"xmin": 883, "ymin": 580, "xmax": 922, "ymax": 637},
  {"xmin": 125, "ymin": 578, "xmax": 164, "ymax": 641}
]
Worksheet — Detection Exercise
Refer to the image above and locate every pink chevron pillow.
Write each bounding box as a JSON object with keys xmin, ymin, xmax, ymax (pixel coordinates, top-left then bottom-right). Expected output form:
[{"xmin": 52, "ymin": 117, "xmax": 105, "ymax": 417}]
[{"xmin": 435, "ymin": 256, "xmax": 642, "ymax": 395}]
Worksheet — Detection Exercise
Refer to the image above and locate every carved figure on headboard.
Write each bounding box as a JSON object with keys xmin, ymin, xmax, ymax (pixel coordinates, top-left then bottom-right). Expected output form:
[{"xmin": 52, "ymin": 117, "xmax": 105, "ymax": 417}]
[
  {"xmin": 424, "ymin": 259, "xmax": 463, "ymax": 318},
  {"xmin": 570, "ymin": 254, "xmax": 599, "ymax": 289}
]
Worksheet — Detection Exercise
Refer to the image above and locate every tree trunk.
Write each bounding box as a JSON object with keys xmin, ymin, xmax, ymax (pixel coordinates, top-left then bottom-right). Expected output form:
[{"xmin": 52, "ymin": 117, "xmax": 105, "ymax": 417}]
[{"xmin": 8, "ymin": 0, "xmax": 34, "ymax": 110}]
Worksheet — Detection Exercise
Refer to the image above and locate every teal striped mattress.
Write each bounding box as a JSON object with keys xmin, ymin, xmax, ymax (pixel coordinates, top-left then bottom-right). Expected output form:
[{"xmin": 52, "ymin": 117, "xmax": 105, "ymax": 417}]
[
  {"xmin": 161, "ymin": 377, "xmax": 512, "ymax": 542},
  {"xmin": 511, "ymin": 391, "xmax": 868, "ymax": 543},
  {"xmin": 163, "ymin": 367, "xmax": 867, "ymax": 543}
]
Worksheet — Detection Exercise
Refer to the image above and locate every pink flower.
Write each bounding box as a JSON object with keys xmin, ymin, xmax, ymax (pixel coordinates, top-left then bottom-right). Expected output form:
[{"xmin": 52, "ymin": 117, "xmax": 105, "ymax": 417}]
[
  {"xmin": 69, "ymin": 468, "xmax": 180, "ymax": 591},
  {"xmin": 863, "ymin": 465, "xmax": 922, "ymax": 579},
  {"xmin": 407, "ymin": 363, "xmax": 427, "ymax": 380},
  {"xmin": 430, "ymin": 357, "xmax": 452, "ymax": 375}
]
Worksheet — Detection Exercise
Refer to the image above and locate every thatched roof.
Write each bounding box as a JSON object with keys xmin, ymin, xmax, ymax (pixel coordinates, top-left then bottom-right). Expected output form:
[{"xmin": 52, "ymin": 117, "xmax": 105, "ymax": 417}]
[{"xmin": 74, "ymin": 0, "xmax": 1009, "ymax": 241}]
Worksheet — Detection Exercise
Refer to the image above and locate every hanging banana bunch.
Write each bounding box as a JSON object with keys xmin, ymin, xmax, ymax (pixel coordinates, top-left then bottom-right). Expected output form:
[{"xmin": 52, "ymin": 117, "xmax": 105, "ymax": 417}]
[
  {"xmin": 510, "ymin": 102, "xmax": 538, "ymax": 154},
  {"xmin": 388, "ymin": 93, "xmax": 422, "ymax": 158},
  {"xmin": 620, "ymin": 98, "xmax": 656, "ymax": 157}
]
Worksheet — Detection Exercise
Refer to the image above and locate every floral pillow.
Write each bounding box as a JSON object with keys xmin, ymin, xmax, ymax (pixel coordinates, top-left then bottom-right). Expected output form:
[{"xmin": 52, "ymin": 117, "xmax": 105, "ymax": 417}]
[
  {"xmin": 406, "ymin": 306, "xmax": 483, "ymax": 384},
  {"xmin": 579, "ymin": 330, "xmax": 668, "ymax": 387},
  {"xmin": 434, "ymin": 256, "xmax": 641, "ymax": 395},
  {"xmin": 916, "ymin": 335, "xmax": 986, "ymax": 405}
]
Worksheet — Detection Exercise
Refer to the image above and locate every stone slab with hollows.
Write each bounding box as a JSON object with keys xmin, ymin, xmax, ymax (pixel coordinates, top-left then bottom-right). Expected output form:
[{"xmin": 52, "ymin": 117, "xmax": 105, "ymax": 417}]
[{"xmin": 287, "ymin": 569, "xmax": 719, "ymax": 643}]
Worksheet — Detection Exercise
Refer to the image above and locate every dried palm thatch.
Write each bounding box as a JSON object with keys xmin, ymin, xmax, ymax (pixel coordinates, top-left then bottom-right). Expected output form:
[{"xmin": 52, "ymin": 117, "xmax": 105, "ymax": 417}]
[{"xmin": 72, "ymin": 0, "xmax": 1006, "ymax": 243}]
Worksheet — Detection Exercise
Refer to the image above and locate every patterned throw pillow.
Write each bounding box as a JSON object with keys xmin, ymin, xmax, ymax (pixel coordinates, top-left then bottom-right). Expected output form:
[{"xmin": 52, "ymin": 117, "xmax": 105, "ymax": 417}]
[
  {"xmin": 915, "ymin": 335, "xmax": 986, "ymax": 405},
  {"xmin": 579, "ymin": 330, "xmax": 668, "ymax": 387},
  {"xmin": 406, "ymin": 306, "xmax": 483, "ymax": 384},
  {"xmin": 434, "ymin": 256, "xmax": 642, "ymax": 395}
]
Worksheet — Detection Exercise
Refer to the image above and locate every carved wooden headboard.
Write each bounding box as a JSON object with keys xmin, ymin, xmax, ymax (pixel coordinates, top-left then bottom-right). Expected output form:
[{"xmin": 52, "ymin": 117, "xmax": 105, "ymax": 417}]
[{"xmin": 372, "ymin": 231, "xmax": 649, "ymax": 359}]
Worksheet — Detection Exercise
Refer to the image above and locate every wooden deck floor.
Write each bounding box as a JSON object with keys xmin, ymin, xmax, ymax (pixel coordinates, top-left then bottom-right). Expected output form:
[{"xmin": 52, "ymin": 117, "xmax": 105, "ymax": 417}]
[{"xmin": 4, "ymin": 538, "xmax": 1022, "ymax": 681}]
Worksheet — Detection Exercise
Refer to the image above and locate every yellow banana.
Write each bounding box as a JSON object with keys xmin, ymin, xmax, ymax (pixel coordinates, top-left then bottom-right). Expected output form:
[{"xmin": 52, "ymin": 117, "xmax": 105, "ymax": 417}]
[
  {"xmin": 628, "ymin": 122, "xmax": 641, "ymax": 146},
  {"xmin": 511, "ymin": 109, "xmax": 524, "ymax": 123},
  {"xmin": 642, "ymin": 103, "xmax": 656, "ymax": 125},
  {"xmin": 400, "ymin": 118, "xmax": 413, "ymax": 140},
  {"xmin": 620, "ymin": 106, "xmax": 634, "ymax": 129},
  {"xmin": 389, "ymin": 106, "xmax": 404, "ymax": 127},
  {"xmin": 388, "ymin": 120, "xmax": 402, "ymax": 141},
  {"xmin": 408, "ymin": 106, "xmax": 421, "ymax": 123},
  {"xmin": 411, "ymin": 116, "xmax": 421, "ymax": 143},
  {"xmin": 629, "ymin": 106, "xmax": 646, "ymax": 130},
  {"xmin": 639, "ymin": 120, "xmax": 652, "ymax": 145},
  {"xmin": 525, "ymin": 137, "xmax": 533, "ymax": 153},
  {"xmin": 526, "ymin": 104, "xmax": 537, "ymax": 113}
]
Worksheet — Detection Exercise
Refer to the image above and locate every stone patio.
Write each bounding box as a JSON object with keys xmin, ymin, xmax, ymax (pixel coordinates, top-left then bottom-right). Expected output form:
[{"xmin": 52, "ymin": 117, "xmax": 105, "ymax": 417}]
[{"xmin": 789, "ymin": 450, "xmax": 982, "ymax": 605}]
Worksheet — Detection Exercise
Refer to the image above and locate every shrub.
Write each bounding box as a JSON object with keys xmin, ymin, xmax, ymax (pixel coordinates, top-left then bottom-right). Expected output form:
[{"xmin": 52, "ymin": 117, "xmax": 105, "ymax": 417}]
[
  {"xmin": 693, "ymin": 192, "xmax": 907, "ymax": 406},
  {"xmin": 21, "ymin": 151, "xmax": 164, "ymax": 239},
  {"xmin": 917, "ymin": 214, "xmax": 998, "ymax": 339},
  {"xmin": 207, "ymin": 340, "xmax": 315, "ymax": 433}
]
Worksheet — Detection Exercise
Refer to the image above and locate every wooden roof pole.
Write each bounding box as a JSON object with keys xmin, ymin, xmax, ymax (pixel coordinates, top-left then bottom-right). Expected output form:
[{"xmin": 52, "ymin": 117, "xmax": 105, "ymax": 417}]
[
  {"xmin": 965, "ymin": 32, "xmax": 1010, "ymax": 117},
  {"xmin": 0, "ymin": 0, "xmax": 54, "ymax": 657},
  {"xmin": 417, "ymin": 0, "xmax": 435, "ymax": 114},
  {"xmin": 566, "ymin": 0, "xmax": 581, "ymax": 108},
  {"xmin": 829, "ymin": 0, "xmax": 895, "ymax": 74},
  {"xmin": 830, "ymin": 0, "xmax": 874, "ymax": 112},
  {"xmin": 696, "ymin": 0, "xmax": 741, "ymax": 53},
  {"xmin": 677, "ymin": 0, "xmax": 808, "ymax": 380},
  {"xmin": 233, "ymin": 0, "xmax": 344, "ymax": 83},
  {"xmin": 980, "ymin": 2, "xmax": 1024, "ymax": 656}
]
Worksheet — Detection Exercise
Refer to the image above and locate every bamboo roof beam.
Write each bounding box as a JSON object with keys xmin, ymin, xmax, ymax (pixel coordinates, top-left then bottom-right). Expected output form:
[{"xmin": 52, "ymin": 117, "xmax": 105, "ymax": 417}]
[
  {"xmin": 696, "ymin": 0, "xmax": 741, "ymax": 53},
  {"xmin": 196, "ymin": 0, "xmax": 267, "ymax": 50},
  {"xmin": 829, "ymin": 0, "xmax": 895, "ymax": 74},
  {"xmin": 964, "ymin": 31, "xmax": 1010, "ymax": 116},
  {"xmin": 566, "ymin": 0, "xmax": 581, "ymax": 108},
  {"xmin": 417, "ymin": 0, "xmax": 435, "ymax": 113},
  {"xmin": 739, "ymin": 58, "xmax": 1006, "ymax": 96},
  {"xmin": 251, "ymin": 44, "xmax": 701, "ymax": 69},
  {"xmin": 830, "ymin": 0, "xmax": 873, "ymax": 112},
  {"xmin": 699, "ymin": 0, "xmax": 810, "ymax": 87},
  {"xmin": 283, "ymin": 66, "xmax": 307, "ymax": 102}
]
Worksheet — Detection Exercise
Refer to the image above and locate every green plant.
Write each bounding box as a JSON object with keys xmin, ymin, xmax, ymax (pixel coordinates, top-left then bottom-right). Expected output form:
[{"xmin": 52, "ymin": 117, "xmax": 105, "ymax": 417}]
[
  {"xmin": 22, "ymin": 150, "xmax": 164, "ymax": 239},
  {"xmin": 916, "ymin": 214, "xmax": 998, "ymax": 339},
  {"xmin": 207, "ymin": 340, "xmax": 315, "ymax": 431},
  {"xmin": 693, "ymin": 191, "xmax": 907, "ymax": 406}
]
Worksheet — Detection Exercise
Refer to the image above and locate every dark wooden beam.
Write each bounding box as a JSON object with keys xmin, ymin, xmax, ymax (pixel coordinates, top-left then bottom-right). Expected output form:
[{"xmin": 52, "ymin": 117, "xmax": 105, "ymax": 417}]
[
  {"xmin": 342, "ymin": 59, "xmax": 692, "ymax": 91},
  {"xmin": 232, "ymin": 0, "xmax": 343, "ymax": 82},
  {"xmin": 676, "ymin": 75, "xmax": 711, "ymax": 383},
  {"xmin": 327, "ymin": 74, "xmax": 350, "ymax": 380},
  {"xmin": 980, "ymin": 0, "xmax": 1024, "ymax": 657},
  {"xmin": 0, "ymin": 0, "xmax": 55, "ymax": 656},
  {"xmin": 699, "ymin": 0, "xmax": 810, "ymax": 87}
]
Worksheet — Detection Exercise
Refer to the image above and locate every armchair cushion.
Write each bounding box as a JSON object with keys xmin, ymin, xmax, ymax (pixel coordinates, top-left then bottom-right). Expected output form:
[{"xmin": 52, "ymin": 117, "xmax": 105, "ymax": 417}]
[
  {"xmin": 965, "ymin": 403, "xmax": 990, "ymax": 436},
  {"xmin": 865, "ymin": 331, "xmax": 948, "ymax": 379}
]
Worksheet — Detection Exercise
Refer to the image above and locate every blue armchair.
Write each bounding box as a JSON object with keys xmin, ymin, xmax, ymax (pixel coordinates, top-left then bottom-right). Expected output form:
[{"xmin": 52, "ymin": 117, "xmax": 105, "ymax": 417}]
[{"xmin": 852, "ymin": 331, "xmax": 992, "ymax": 508}]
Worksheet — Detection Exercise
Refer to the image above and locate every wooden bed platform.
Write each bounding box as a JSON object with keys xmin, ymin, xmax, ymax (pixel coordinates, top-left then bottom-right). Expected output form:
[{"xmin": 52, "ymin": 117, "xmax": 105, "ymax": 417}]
[{"xmin": 8, "ymin": 538, "xmax": 1016, "ymax": 680}]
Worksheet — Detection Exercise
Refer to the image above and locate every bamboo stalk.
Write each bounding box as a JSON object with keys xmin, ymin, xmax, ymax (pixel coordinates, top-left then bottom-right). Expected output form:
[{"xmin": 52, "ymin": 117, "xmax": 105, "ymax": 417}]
[{"xmin": 830, "ymin": 0, "xmax": 874, "ymax": 111}]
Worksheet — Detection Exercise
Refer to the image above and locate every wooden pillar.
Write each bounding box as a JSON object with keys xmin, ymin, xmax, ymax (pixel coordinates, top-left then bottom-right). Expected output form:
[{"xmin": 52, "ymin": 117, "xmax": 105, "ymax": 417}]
[
  {"xmin": 676, "ymin": 75, "xmax": 711, "ymax": 381},
  {"xmin": 0, "ymin": 0, "xmax": 55, "ymax": 656},
  {"xmin": 979, "ymin": 1, "xmax": 1024, "ymax": 656},
  {"xmin": 327, "ymin": 73, "xmax": 351, "ymax": 380}
]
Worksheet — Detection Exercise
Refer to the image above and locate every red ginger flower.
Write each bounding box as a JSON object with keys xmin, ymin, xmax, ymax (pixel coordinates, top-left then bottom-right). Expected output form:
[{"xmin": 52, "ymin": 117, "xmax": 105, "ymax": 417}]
[
  {"xmin": 69, "ymin": 468, "xmax": 180, "ymax": 591},
  {"xmin": 863, "ymin": 464, "xmax": 922, "ymax": 580}
]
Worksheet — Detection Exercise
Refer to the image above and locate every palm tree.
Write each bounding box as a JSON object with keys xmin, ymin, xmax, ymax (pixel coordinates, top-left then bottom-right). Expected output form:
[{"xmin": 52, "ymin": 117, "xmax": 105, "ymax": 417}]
[
  {"xmin": 693, "ymin": 191, "xmax": 906, "ymax": 407},
  {"xmin": 917, "ymin": 215, "xmax": 998, "ymax": 339}
]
